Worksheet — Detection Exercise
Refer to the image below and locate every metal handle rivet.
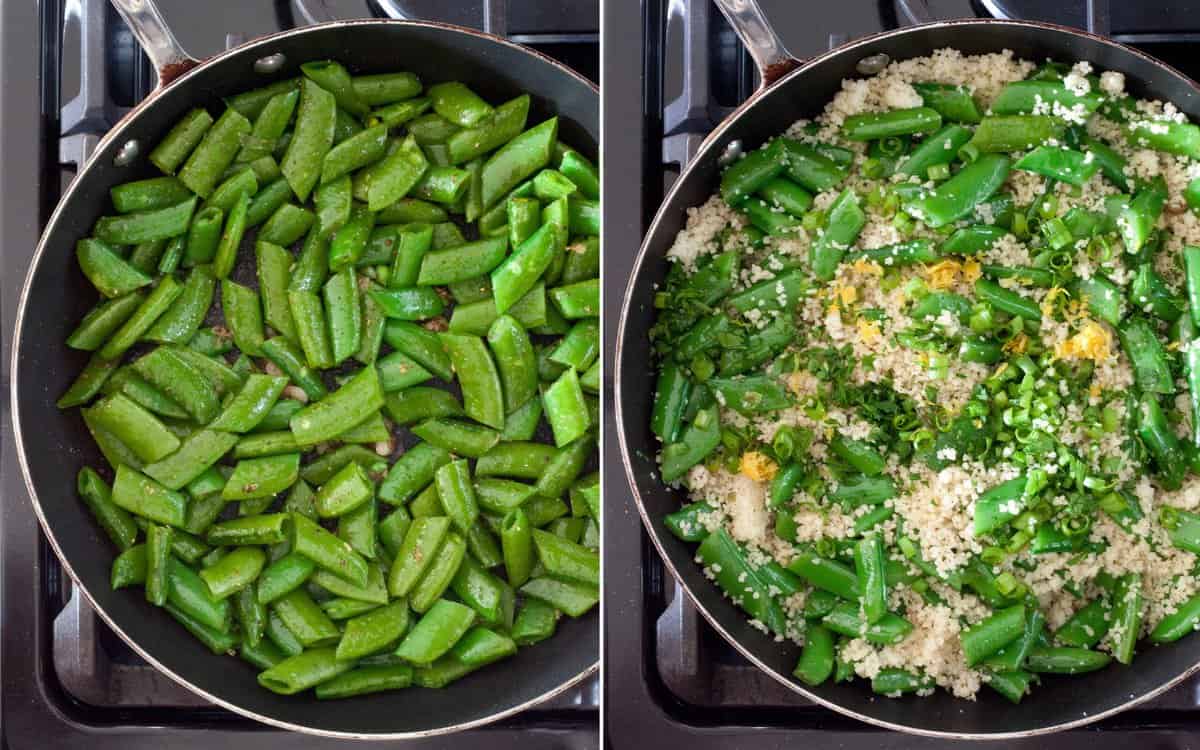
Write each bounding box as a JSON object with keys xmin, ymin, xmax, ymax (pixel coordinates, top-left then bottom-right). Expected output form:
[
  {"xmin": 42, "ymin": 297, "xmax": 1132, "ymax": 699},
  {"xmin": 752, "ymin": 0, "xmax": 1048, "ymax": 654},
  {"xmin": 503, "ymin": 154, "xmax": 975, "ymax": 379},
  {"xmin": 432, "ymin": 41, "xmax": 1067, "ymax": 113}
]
[
  {"xmin": 114, "ymin": 140, "xmax": 140, "ymax": 167},
  {"xmin": 856, "ymin": 53, "xmax": 891, "ymax": 75},
  {"xmin": 255, "ymin": 53, "xmax": 286, "ymax": 74},
  {"xmin": 718, "ymin": 140, "xmax": 744, "ymax": 168}
]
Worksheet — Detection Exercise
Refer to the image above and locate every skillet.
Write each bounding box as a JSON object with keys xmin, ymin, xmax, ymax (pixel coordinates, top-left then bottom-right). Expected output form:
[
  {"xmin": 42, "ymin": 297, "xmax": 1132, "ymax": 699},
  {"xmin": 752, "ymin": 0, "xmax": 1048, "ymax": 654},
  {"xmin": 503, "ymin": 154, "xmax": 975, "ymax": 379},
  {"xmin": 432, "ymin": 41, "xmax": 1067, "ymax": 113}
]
[
  {"xmin": 614, "ymin": 0, "xmax": 1200, "ymax": 738},
  {"xmin": 11, "ymin": 0, "xmax": 598, "ymax": 738}
]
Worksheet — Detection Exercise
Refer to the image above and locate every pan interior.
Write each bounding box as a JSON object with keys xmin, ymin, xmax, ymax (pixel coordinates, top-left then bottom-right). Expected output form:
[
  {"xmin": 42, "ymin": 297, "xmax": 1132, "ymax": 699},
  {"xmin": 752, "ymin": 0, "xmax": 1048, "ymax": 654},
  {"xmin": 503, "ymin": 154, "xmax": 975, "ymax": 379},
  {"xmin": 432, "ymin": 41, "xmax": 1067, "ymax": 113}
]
[
  {"xmin": 14, "ymin": 21, "xmax": 597, "ymax": 737},
  {"xmin": 618, "ymin": 19, "xmax": 1200, "ymax": 738}
]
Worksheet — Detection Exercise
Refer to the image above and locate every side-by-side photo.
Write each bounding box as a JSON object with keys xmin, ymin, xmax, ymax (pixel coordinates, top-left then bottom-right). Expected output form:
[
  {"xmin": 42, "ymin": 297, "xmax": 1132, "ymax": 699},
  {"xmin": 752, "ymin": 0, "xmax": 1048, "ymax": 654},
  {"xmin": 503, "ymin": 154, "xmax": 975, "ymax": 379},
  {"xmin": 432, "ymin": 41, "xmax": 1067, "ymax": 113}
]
[
  {"xmin": 608, "ymin": 0, "xmax": 1200, "ymax": 745},
  {"xmin": 6, "ymin": 0, "xmax": 597, "ymax": 746}
]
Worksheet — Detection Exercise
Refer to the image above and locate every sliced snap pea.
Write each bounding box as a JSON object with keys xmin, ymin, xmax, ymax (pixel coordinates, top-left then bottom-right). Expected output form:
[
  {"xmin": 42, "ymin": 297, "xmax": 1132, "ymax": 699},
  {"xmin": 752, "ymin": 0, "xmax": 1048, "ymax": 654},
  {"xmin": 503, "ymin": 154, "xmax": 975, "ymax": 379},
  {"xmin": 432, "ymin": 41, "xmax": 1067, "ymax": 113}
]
[
  {"xmin": 329, "ymin": 204, "xmax": 376, "ymax": 271},
  {"xmin": 314, "ymin": 461, "xmax": 374, "ymax": 518},
  {"xmin": 259, "ymin": 203, "xmax": 315, "ymax": 247},
  {"xmin": 409, "ymin": 531, "xmax": 467, "ymax": 614},
  {"xmin": 490, "ymin": 223, "xmax": 555, "ymax": 314},
  {"xmin": 111, "ymin": 465, "xmax": 189, "ymax": 528},
  {"xmin": 204, "ymin": 168, "xmax": 259, "ymax": 215},
  {"xmin": 85, "ymin": 393, "xmax": 180, "ymax": 463},
  {"xmin": 236, "ymin": 88, "xmax": 300, "ymax": 163},
  {"xmin": 487, "ymin": 315, "xmax": 538, "ymax": 414},
  {"xmin": 223, "ymin": 453, "xmax": 300, "ymax": 500},
  {"xmin": 219, "ymin": 279, "xmax": 265, "ymax": 356},
  {"xmin": 481, "ymin": 117, "xmax": 558, "ymax": 211},
  {"xmin": 388, "ymin": 516, "xmax": 452, "ymax": 597},
  {"xmin": 353, "ymin": 71, "xmax": 421, "ymax": 106},
  {"xmin": 543, "ymin": 368, "xmax": 590, "ymax": 447},
  {"xmin": 290, "ymin": 366, "xmax": 384, "ymax": 446},
  {"xmin": 281, "ymin": 78, "xmax": 337, "ymax": 202},
  {"xmin": 447, "ymin": 94, "xmax": 530, "ymax": 164},
  {"xmin": 415, "ymin": 236, "xmax": 507, "ymax": 286},
  {"xmin": 76, "ymin": 239, "xmax": 153, "ymax": 298},
  {"xmin": 321, "ymin": 123, "xmax": 388, "ymax": 185},
  {"xmin": 77, "ymin": 467, "xmax": 139, "ymax": 551},
  {"xmin": 384, "ymin": 387, "xmax": 464, "ymax": 426},
  {"xmin": 411, "ymin": 418, "xmax": 501, "ymax": 459},
  {"xmin": 178, "ymin": 108, "xmax": 252, "ymax": 198},
  {"xmin": 291, "ymin": 513, "xmax": 370, "ymax": 587},
  {"xmin": 394, "ymin": 598, "xmax": 476, "ymax": 666},
  {"xmin": 324, "ymin": 267, "xmax": 362, "ymax": 364},
  {"xmin": 150, "ymin": 108, "xmax": 214, "ymax": 175},
  {"xmin": 314, "ymin": 175, "xmax": 352, "ymax": 237}
]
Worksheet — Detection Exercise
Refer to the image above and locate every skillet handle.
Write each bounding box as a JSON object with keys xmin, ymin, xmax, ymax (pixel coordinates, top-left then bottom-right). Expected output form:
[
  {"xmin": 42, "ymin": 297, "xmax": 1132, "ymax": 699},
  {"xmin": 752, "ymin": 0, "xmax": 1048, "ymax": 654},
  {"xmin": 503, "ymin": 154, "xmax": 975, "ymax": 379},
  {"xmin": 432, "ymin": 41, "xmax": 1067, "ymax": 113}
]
[
  {"xmin": 109, "ymin": 0, "xmax": 201, "ymax": 89},
  {"xmin": 711, "ymin": 0, "xmax": 801, "ymax": 88}
]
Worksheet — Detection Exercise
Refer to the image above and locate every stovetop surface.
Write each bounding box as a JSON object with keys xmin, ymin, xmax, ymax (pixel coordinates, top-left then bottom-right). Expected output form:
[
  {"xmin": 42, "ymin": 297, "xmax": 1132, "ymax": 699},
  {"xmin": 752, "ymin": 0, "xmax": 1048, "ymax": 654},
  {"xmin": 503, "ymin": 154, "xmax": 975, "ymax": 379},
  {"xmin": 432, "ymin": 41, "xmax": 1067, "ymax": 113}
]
[
  {"xmin": 603, "ymin": 1, "xmax": 1200, "ymax": 748},
  {"xmin": 2, "ymin": 0, "xmax": 596, "ymax": 747}
]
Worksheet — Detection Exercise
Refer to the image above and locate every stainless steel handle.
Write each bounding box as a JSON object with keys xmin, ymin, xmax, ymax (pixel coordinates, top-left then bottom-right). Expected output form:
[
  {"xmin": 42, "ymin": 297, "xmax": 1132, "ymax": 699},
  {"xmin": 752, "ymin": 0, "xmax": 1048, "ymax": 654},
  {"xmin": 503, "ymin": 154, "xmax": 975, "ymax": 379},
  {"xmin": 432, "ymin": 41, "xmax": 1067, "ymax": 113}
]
[
  {"xmin": 710, "ymin": 0, "xmax": 799, "ymax": 87},
  {"xmin": 109, "ymin": 0, "xmax": 200, "ymax": 88}
]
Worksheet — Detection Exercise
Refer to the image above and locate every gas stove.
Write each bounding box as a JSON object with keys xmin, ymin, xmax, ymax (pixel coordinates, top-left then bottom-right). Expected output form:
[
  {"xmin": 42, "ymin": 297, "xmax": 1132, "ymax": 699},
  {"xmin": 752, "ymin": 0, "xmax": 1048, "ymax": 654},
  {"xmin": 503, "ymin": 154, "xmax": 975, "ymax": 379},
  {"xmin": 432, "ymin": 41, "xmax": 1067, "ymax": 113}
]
[
  {"xmin": 0, "ymin": 1, "xmax": 597, "ymax": 747},
  {"xmin": 602, "ymin": 1, "xmax": 1200, "ymax": 747}
]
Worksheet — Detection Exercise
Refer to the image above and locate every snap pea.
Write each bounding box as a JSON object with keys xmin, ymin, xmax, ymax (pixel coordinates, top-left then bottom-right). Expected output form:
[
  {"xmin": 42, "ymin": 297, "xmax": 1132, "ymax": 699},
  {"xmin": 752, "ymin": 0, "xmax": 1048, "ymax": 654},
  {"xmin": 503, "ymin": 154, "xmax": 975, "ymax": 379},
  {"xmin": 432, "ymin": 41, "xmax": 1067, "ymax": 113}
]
[
  {"xmin": 1128, "ymin": 119, "xmax": 1200, "ymax": 159},
  {"xmin": 75, "ymin": 467, "xmax": 138, "ymax": 551},
  {"xmin": 68, "ymin": 293, "xmax": 146, "ymax": 352},
  {"xmin": 432, "ymin": 332, "xmax": 503, "ymax": 429},
  {"xmin": 1025, "ymin": 646, "xmax": 1111, "ymax": 674},
  {"xmin": 694, "ymin": 527, "xmax": 785, "ymax": 631},
  {"xmin": 481, "ymin": 117, "xmax": 557, "ymax": 210},
  {"xmin": 384, "ymin": 388, "xmax": 464, "ymax": 428},
  {"xmin": 721, "ymin": 140, "xmax": 786, "ymax": 205},
  {"xmin": 111, "ymin": 176, "xmax": 193, "ymax": 214},
  {"xmin": 967, "ymin": 115, "xmax": 1063, "ymax": 154},
  {"xmin": 519, "ymin": 577, "xmax": 598, "ymax": 618},
  {"xmin": 111, "ymin": 544, "xmax": 147, "ymax": 589},
  {"xmin": 962, "ymin": 605, "xmax": 1026, "ymax": 667},
  {"xmin": 144, "ymin": 268, "xmax": 213, "ymax": 345},
  {"xmin": 281, "ymin": 78, "xmax": 337, "ymax": 202},
  {"xmin": 259, "ymin": 203, "xmax": 315, "ymax": 247},
  {"xmin": 178, "ymin": 108, "xmax": 252, "ymax": 199},
  {"xmin": 912, "ymin": 82, "xmax": 981, "ymax": 123},
  {"xmin": 85, "ymin": 393, "xmax": 180, "ymax": 463},
  {"xmin": 778, "ymin": 139, "xmax": 847, "ymax": 192},
  {"xmin": 236, "ymin": 88, "xmax": 300, "ymax": 163},
  {"xmin": 150, "ymin": 108, "xmax": 214, "ymax": 175},
  {"xmin": 352, "ymin": 71, "xmax": 421, "ymax": 107},
  {"xmin": 376, "ymin": 350, "xmax": 433, "ymax": 392},
  {"xmin": 76, "ymin": 238, "xmax": 153, "ymax": 298},
  {"xmin": 289, "ymin": 366, "xmax": 383, "ymax": 446},
  {"xmin": 660, "ymin": 406, "xmax": 721, "ymax": 483},
  {"xmin": 793, "ymin": 625, "xmax": 835, "ymax": 686},
  {"xmin": 486, "ymin": 315, "xmax": 539, "ymax": 414},
  {"xmin": 260, "ymin": 337, "xmax": 328, "ymax": 402},
  {"xmin": 429, "ymin": 81, "xmax": 492, "ymax": 127},
  {"xmin": 217, "ymin": 280, "xmax": 264, "ymax": 356},
  {"xmin": 245, "ymin": 177, "xmax": 294, "ymax": 228},
  {"xmin": 843, "ymin": 107, "xmax": 941, "ymax": 141},
  {"xmin": 1015, "ymin": 145, "xmax": 1100, "ymax": 186},
  {"xmin": 411, "ymin": 418, "xmax": 501, "ymax": 459},
  {"xmin": 1120, "ymin": 317, "xmax": 1174, "ymax": 394},
  {"xmin": 209, "ymin": 191, "xmax": 249, "ymax": 279},
  {"xmin": 205, "ymin": 168, "xmax": 259, "ymax": 215}
]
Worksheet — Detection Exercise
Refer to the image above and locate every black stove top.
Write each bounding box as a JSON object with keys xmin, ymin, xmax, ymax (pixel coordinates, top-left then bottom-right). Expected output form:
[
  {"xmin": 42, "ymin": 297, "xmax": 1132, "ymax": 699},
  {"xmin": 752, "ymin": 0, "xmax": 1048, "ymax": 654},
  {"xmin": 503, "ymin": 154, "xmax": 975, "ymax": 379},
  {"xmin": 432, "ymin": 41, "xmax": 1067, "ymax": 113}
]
[
  {"xmin": 602, "ymin": 1, "xmax": 1200, "ymax": 747},
  {"xmin": 1, "ymin": 1, "xmax": 597, "ymax": 747}
]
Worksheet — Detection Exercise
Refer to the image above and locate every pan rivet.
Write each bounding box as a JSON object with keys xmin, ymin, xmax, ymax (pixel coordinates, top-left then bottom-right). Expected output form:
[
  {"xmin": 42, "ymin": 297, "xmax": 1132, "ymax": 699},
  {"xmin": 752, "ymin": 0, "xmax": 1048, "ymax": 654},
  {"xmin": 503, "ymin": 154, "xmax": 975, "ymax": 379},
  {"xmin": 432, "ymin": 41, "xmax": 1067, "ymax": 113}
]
[
  {"xmin": 856, "ymin": 53, "xmax": 891, "ymax": 75},
  {"xmin": 255, "ymin": 53, "xmax": 286, "ymax": 74},
  {"xmin": 113, "ymin": 140, "xmax": 140, "ymax": 167},
  {"xmin": 718, "ymin": 140, "xmax": 743, "ymax": 168}
]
